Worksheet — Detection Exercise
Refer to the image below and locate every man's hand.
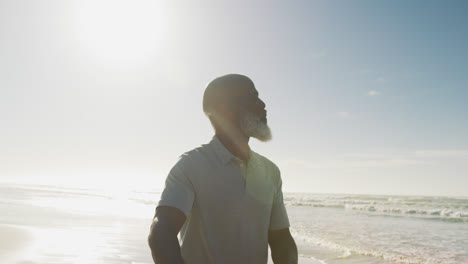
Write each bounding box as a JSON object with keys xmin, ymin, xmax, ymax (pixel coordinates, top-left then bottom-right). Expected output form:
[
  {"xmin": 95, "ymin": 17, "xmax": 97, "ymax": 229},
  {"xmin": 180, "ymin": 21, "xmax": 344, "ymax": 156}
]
[
  {"xmin": 268, "ymin": 228, "xmax": 298, "ymax": 264},
  {"xmin": 148, "ymin": 206, "xmax": 186, "ymax": 264}
]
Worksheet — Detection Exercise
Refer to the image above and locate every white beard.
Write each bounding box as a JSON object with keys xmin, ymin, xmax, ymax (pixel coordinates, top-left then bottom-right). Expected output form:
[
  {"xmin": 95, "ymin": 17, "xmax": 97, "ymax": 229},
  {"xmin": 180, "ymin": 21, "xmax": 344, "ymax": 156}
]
[{"xmin": 239, "ymin": 111, "xmax": 272, "ymax": 142}]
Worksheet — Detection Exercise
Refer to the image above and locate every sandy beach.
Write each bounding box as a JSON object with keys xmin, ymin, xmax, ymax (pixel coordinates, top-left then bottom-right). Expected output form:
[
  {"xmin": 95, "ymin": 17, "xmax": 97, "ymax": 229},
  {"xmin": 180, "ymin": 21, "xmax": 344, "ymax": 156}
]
[
  {"xmin": 0, "ymin": 222, "xmax": 321, "ymax": 264},
  {"xmin": 1, "ymin": 184, "xmax": 467, "ymax": 264},
  {"xmin": 0, "ymin": 222, "xmax": 319, "ymax": 264},
  {"xmin": 297, "ymin": 257, "xmax": 324, "ymax": 264},
  {"xmin": 267, "ymin": 255, "xmax": 323, "ymax": 264}
]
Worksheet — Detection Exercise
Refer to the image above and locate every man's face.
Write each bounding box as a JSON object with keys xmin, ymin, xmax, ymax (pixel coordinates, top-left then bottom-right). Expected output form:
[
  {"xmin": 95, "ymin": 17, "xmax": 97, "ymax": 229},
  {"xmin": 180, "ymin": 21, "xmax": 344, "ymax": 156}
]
[{"xmin": 232, "ymin": 86, "xmax": 272, "ymax": 142}]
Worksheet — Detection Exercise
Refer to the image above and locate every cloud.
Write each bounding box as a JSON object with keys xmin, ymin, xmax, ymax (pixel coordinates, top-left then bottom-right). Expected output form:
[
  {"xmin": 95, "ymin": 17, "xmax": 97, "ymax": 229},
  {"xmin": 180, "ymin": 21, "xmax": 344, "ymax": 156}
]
[
  {"xmin": 281, "ymin": 156, "xmax": 425, "ymax": 170},
  {"xmin": 309, "ymin": 50, "xmax": 328, "ymax": 59},
  {"xmin": 367, "ymin": 90, "xmax": 380, "ymax": 96},
  {"xmin": 337, "ymin": 111, "xmax": 350, "ymax": 118},
  {"xmin": 413, "ymin": 150, "xmax": 468, "ymax": 158},
  {"xmin": 281, "ymin": 149, "xmax": 468, "ymax": 170},
  {"xmin": 376, "ymin": 77, "xmax": 387, "ymax": 83},
  {"xmin": 359, "ymin": 68, "xmax": 372, "ymax": 75}
]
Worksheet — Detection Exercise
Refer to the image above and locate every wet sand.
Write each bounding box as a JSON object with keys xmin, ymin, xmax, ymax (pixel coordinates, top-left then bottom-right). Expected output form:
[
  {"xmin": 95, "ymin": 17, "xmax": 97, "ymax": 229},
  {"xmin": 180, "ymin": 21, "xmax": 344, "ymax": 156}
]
[
  {"xmin": 267, "ymin": 253, "xmax": 323, "ymax": 264},
  {"xmin": 298, "ymin": 256, "xmax": 324, "ymax": 264}
]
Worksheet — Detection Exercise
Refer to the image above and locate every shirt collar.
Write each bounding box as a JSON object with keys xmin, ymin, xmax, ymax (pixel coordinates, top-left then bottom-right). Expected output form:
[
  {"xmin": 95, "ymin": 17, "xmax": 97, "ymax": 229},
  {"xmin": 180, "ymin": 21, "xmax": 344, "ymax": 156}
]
[
  {"xmin": 210, "ymin": 135, "xmax": 236, "ymax": 165},
  {"xmin": 210, "ymin": 135, "xmax": 256, "ymax": 165}
]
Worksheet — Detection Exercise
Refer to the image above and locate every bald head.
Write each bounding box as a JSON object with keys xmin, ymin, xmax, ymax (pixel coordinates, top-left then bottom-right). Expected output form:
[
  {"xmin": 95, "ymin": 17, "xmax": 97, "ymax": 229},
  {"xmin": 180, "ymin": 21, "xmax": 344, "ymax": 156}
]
[
  {"xmin": 202, "ymin": 74, "xmax": 271, "ymax": 141},
  {"xmin": 202, "ymin": 74, "xmax": 255, "ymax": 116}
]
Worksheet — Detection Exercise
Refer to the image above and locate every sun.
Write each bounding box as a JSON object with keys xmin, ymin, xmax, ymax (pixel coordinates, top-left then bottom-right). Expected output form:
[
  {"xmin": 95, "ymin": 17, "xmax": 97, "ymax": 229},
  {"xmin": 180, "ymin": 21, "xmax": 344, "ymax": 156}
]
[{"xmin": 71, "ymin": 0, "xmax": 169, "ymax": 68}]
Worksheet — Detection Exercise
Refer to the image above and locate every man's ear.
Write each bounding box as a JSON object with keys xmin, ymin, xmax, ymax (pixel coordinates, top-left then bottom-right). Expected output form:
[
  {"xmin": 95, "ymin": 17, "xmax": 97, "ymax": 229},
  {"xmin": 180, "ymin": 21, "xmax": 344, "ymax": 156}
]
[{"xmin": 214, "ymin": 101, "xmax": 233, "ymax": 118}]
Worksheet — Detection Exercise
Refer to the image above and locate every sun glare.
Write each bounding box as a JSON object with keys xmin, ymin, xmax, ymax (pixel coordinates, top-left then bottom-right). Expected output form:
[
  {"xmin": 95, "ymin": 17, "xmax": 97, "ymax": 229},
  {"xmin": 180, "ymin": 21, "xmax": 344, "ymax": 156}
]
[
  {"xmin": 26, "ymin": 227, "xmax": 109, "ymax": 264},
  {"xmin": 72, "ymin": 0, "xmax": 169, "ymax": 68}
]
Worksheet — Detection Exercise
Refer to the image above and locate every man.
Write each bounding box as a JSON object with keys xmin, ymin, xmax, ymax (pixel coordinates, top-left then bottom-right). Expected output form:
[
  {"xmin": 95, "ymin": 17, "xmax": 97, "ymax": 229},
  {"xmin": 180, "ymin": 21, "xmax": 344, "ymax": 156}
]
[{"xmin": 148, "ymin": 74, "xmax": 297, "ymax": 264}]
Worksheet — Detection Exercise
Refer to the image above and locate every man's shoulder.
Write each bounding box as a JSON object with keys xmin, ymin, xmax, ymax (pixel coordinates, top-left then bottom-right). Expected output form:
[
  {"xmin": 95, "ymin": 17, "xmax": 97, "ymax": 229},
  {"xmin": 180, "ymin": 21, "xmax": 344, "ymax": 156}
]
[
  {"xmin": 174, "ymin": 142, "xmax": 216, "ymax": 170},
  {"xmin": 181, "ymin": 141, "xmax": 213, "ymax": 158}
]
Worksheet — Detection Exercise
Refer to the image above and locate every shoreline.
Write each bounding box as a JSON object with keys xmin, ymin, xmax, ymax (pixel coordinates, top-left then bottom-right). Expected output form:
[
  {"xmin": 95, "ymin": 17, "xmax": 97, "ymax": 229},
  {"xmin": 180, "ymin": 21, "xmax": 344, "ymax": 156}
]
[{"xmin": 269, "ymin": 256, "xmax": 323, "ymax": 264}]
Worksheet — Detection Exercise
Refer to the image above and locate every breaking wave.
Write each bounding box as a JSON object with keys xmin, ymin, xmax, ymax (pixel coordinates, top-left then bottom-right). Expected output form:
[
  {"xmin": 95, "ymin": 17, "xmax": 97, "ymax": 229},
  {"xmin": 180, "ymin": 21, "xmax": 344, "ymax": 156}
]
[{"xmin": 284, "ymin": 193, "xmax": 468, "ymax": 222}]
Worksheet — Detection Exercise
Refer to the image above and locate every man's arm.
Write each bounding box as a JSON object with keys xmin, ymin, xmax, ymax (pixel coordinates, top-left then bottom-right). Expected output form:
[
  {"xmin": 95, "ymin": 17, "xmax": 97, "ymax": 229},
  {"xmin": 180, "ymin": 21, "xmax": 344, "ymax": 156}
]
[
  {"xmin": 268, "ymin": 228, "xmax": 298, "ymax": 264},
  {"xmin": 148, "ymin": 206, "xmax": 186, "ymax": 264}
]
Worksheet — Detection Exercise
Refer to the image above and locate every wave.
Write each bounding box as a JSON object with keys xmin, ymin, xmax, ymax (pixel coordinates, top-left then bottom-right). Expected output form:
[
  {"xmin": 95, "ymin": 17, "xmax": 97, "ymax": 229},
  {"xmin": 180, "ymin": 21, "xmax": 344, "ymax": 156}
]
[
  {"xmin": 284, "ymin": 193, "xmax": 468, "ymax": 222},
  {"xmin": 291, "ymin": 230, "xmax": 456, "ymax": 264},
  {"xmin": 344, "ymin": 204, "xmax": 468, "ymax": 222}
]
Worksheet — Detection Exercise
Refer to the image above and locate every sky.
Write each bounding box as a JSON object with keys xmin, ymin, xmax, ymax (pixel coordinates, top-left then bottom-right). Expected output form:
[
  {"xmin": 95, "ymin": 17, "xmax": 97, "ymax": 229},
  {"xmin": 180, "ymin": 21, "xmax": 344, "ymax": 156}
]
[{"xmin": 1, "ymin": 0, "xmax": 467, "ymax": 196}]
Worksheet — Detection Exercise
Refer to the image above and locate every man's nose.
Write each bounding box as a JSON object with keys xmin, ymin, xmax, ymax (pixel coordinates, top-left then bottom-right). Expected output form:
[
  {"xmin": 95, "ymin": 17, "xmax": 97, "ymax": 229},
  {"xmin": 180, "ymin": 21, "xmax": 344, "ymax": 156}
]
[{"xmin": 257, "ymin": 98, "xmax": 266, "ymax": 109}]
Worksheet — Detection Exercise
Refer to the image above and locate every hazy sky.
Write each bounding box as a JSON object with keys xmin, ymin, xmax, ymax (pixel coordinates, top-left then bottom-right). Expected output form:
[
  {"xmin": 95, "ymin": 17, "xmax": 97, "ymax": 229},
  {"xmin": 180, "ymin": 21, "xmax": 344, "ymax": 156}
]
[{"xmin": 1, "ymin": 0, "xmax": 467, "ymax": 196}]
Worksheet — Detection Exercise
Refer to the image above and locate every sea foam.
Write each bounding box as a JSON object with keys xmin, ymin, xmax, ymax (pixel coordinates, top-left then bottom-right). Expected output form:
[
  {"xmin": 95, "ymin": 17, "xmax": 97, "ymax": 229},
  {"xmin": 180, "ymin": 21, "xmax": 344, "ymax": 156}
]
[{"xmin": 284, "ymin": 193, "xmax": 468, "ymax": 222}]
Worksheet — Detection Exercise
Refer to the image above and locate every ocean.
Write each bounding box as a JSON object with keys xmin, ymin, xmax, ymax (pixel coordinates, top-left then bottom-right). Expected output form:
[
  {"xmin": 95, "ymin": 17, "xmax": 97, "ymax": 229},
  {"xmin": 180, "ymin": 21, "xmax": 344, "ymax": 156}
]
[{"xmin": 0, "ymin": 183, "xmax": 467, "ymax": 264}]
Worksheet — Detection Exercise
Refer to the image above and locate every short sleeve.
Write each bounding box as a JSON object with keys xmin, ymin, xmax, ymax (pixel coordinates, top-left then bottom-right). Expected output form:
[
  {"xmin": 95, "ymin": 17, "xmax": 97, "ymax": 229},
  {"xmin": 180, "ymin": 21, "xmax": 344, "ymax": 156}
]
[
  {"xmin": 269, "ymin": 173, "xmax": 290, "ymax": 230},
  {"xmin": 157, "ymin": 158, "xmax": 195, "ymax": 217}
]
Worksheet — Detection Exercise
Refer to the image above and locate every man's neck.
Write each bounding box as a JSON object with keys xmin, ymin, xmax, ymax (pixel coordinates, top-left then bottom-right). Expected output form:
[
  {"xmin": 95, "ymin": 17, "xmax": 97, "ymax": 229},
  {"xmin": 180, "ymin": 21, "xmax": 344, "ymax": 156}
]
[{"xmin": 215, "ymin": 132, "xmax": 250, "ymax": 163}]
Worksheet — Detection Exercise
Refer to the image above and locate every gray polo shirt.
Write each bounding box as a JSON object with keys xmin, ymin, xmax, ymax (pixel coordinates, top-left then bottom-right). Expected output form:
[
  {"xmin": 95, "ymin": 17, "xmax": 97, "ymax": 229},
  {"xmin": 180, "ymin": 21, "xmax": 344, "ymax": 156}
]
[{"xmin": 158, "ymin": 136, "xmax": 290, "ymax": 264}]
